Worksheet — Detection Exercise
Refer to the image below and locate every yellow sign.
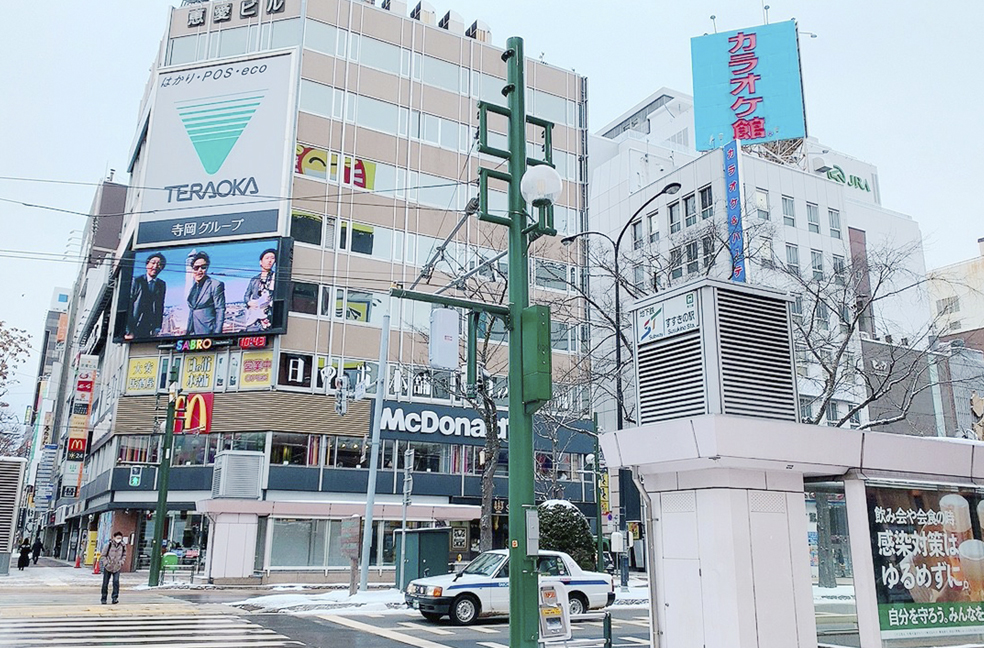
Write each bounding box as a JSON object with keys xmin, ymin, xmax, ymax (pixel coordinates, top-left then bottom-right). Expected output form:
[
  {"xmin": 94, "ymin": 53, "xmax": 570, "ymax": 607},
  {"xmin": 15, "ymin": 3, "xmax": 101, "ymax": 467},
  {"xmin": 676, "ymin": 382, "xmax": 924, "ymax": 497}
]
[
  {"xmin": 181, "ymin": 353, "xmax": 215, "ymax": 391},
  {"xmin": 600, "ymin": 472, "xmax": 610, "ymax": 517},
  {"xmin": 240, "ymin": 350, "xmax": 274, "ymax": 388},
  {"xmin": 84, "ymin": 531, "xmax": 98, "ymax": 566},
  {"xmin": 125, "ymin": 357, "xmax": 159, "ymax": 395}
]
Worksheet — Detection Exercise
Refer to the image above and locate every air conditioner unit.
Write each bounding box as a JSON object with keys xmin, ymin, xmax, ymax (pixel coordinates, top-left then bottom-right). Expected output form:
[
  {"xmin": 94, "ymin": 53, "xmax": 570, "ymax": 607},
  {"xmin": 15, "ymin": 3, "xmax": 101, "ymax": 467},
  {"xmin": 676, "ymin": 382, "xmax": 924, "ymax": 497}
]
[
  {"xmin": 466, "ymin": 20, "xmax": 491, "ymax": 43},
  {"xmin": 438, "ymin": 10, "xmax": 464, "ymax": 33},
  {"xmin": 410, "ymin": 1, "xmax": 436, "ymax": 24},
  {"xmin": 812, "ymin": 156, "xmax": 833, "ymax": 173},
  {"xmin": 0, "ymin": 458, "xmax": 27, "ymax": 575},
  {"xmin": 211, "ymin": 451, "xmax": 264, "ymax": 499}
]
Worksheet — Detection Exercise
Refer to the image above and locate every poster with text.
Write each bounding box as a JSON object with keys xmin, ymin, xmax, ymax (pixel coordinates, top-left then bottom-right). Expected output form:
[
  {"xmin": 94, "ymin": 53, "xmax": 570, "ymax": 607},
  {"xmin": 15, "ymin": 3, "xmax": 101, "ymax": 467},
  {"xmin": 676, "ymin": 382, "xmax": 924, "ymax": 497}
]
[{"xmin": 867, "ymin": 485, "xmax": 984, "ymax": 639}]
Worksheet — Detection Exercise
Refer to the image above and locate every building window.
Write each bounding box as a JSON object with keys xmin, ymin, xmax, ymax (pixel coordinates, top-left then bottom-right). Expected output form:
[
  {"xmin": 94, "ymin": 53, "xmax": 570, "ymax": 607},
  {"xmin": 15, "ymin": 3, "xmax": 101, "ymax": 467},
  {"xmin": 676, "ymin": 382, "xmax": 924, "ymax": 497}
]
[
  {"xmin": 839, "ymin": 304, "xmax": 851, "ymax": 333},
  {"xmin": 291, "ymin": 211, "xmax": 324, "ymax": 246},
  {"xmin": 117, "ymin": 436, "xmax": 159, "ymax": 464},
  {"xmin": 631, "ymin": 221, "xmax": 644, "ymax": 250},
  {"xmin": 785, "ymin": 244, "xmax": 800, "ymax": 275},
  {"xmin": 670, "ymin": 246, "xmax": 683, "ymax": 279},
  {"xmin": 270, "ymin": 518, "xmax": 328, "ymax": 568},
  {"xmin": 799, "ymin": 397, "xmax": 813, "ymax": 421},
  {"xmin": 702, "ymin": 236, "xmax": 716, "ymax": 270},
  {"xmin": 669, "ymin": 202, "xmax": 681, "ymax": 234},
  {"xmin": 850, "ymin": 409, "xmax": 861, "ymax": 426},
  {"xmin": 811, "ymin": 249, "xmax": 824, "ymax": 280},
  {"xmin": 829, "ymin": 209, "xmax": 841, "ymax": 239},
  {"xmin": 782, "ymin": 196, "xmax": 795, "ymax": 227},
  {"xmin": 937, "ymin": 296, "xmax": 961, "ymax": 315},
  {"xmin": 686, "ymin": 241, "xmax": 699, "ymax": 275},
  {"xmin": 755, "ymin": 189, "xmax": 770, "ymax": 220},
  {"xmin": 684, "ymin": 194, "xmax": 697, "ymax": 227},
  {"xmin": 826, "ymin": 401, "xmax": 838, "ymax": 425},
  {"xmin": 699, "ymin": 185, "xmax": 713, "ymax": 220},
  {"xmin": 807, "ymin": 203, "xmax": 820, "ymax": 234},
  {"xmin": 791, "ymin": 295, "xmax": 803, "ymax": 323},
  {"xmin": 290, "ymin": 282, "xmax": 319, "ymax": 315},
  {"xmin": 647, "ymin": 212, "xmax": 659, "ymax": 243},
  {"xmin": 951, "ymin": 320, "xmax": 962, "ymax": 331},
  {"xmin": 833, "ymin": 255, "xmax": 846, "ymax": 285},
  {"xmin": 271, "ymin": 432, "xmax": 317, "ymax": 466},
  {"xmin": 760, "ymin": 237, "xmax": 774, "ymax": 268},
  {"xmin": 633, "ymin": 264, "xmax": 647, "ymax": 291},
  {"xmin": 816, "ymin": 301, "xmax": 829, "ymax": 331}
]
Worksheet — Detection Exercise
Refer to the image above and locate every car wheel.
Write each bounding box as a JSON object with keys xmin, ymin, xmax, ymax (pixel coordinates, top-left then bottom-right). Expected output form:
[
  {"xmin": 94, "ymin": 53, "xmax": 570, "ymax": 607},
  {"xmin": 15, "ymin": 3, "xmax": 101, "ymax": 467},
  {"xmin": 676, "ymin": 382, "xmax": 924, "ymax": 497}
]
[
  {"xmin": 421, "ymin": 612, "xmax": 443, "ymax": 622},
  {"xmin": 569, "ymin": 593, "xmax": 588, "ymax": 616},
  {"xmin": 450, "ymin": 594, "xmax": 480, "ymax": 625}
]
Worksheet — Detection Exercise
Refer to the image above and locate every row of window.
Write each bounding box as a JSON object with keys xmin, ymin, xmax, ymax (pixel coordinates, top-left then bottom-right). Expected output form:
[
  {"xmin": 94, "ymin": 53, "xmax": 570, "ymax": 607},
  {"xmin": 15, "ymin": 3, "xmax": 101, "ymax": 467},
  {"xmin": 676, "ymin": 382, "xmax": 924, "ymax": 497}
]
[
  {"xmin": 629, "ymin": 186, "xmax": 714, "ymax": 248},
  {"xmin": 799, "ymin": 397, "xmax": 861, "ymax": 426},
  {"xmin": 117, "ymin": 431, "xmax": 589, "ymax": 481},
  {"xmin": 166, "ymin": 17, "xmax": 581, "ymax": 131},
  {"xmin": 755, "ymin": 190, "xmax": 842, "ymax": 239}
]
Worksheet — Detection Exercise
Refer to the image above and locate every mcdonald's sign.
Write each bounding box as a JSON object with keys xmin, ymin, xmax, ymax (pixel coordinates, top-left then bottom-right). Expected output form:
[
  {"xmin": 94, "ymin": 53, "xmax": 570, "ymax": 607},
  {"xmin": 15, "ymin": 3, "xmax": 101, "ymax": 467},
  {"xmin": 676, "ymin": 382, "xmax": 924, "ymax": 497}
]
[
  {"xmin": 67, "ymin": 437, "xmax": 87, "ymax": 461},
  {"xmin": 174, "ymin": 392, "xmax": 213, "ymax": 435}
]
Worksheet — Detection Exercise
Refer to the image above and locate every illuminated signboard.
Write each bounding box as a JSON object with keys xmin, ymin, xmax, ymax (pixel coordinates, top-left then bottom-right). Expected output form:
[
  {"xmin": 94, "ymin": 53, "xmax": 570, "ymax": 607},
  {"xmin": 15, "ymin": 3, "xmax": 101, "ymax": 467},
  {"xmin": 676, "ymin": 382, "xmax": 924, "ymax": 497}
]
[
  {"xmin": 174, "ymin": 392, "xmax": 214, "ymax": 435},
  {"xmin": 136, "ymin": 51, "xmax": 296, "ymax": 246},
  {"xmin": 114, "ymin": 237, "xmax": 292, "ymax": 343},
  {"xmin": 691, "ymin": 20, "xmax": 807, "ymax": 151}
]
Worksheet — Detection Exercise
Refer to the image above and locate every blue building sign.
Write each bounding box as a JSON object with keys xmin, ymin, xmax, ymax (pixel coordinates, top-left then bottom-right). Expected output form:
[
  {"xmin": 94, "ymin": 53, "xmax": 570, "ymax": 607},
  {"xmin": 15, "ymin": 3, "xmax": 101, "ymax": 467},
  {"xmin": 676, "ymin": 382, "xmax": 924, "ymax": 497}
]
[
  {"xmin": 723, "ymin": 140, "xmax": 745, "ymax": 282},
  {"xmin": 691, "ymin": 20, "xmax": 807, "ymax": 151}
]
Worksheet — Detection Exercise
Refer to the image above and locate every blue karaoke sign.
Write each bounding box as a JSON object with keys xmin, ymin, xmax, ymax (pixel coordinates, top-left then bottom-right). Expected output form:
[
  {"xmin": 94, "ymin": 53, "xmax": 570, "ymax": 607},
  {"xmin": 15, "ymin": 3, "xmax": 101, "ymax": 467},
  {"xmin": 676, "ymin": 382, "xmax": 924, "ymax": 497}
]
[
  {"xmin": 723, "ymin": 140, "xmax": 745, "ymax": 282},
  {"xmin": 692, "ymin": 20, "xmax": 807, "ymax": 151}
]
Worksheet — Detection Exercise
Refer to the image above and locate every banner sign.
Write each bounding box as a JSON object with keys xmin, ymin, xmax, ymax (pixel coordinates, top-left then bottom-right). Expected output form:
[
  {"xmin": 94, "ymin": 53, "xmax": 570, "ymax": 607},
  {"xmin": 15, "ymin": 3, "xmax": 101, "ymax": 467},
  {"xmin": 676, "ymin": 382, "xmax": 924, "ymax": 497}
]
[
  {"xmin": 867, "ymin": 485, "xmax": 984, "ymax": 639},
  {"xmin": 723, "ymin": 140, "xmax": 746, "ymax": 282},
  {"xmin": 137, "ymin": 51, "xmax": 295, "ymax": 245}
]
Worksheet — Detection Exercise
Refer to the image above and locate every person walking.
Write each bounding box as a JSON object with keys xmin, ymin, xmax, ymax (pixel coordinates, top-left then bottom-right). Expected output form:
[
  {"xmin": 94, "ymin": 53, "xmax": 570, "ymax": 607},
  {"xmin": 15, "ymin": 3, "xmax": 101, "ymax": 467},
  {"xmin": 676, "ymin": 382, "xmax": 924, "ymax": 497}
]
[
  {"xmin": 31, "ymin": 538, "xmax": 43, "ymax": 564},
  {"xmin": 17, "ymin": 540, "xmax": 31, "ymax": 570},
  {"xmin": 100, "ymin": 531, "xmax": 127, "ymax": 604}
]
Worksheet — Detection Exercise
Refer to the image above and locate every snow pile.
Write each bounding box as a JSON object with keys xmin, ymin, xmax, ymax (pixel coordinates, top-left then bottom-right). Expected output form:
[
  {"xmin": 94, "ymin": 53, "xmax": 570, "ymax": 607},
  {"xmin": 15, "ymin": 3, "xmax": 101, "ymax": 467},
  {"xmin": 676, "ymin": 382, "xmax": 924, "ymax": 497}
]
[
  {"xmin": 234, "ymin": 587, "xmax": 412, "ymax": 615},
  {"xmin": 541, "ymin": 499, "xmax": 579, "ymax": 510}
]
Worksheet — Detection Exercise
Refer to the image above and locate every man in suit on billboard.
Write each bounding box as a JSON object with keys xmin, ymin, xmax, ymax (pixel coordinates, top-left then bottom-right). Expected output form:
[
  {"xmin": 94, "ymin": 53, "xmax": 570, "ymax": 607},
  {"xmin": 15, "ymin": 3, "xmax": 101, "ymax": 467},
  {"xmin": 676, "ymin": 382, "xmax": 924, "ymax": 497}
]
[
  {"xmin": 186, "ymin": 251, "xmax": 226, "ymax": 335},
  {"xmin": 125, "ymin": 253, "xmax": 167, "ymax": 340}
]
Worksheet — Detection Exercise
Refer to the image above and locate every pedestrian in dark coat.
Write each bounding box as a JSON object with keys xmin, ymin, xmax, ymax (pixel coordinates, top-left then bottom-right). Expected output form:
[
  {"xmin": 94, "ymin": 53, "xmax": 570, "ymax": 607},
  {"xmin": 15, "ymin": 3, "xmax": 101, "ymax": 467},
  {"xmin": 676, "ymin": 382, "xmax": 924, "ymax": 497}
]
[
  {"xmin": 31, "ymin": 538, "xmax": 43, "ymax": 564},
  {"xmin": 17, "ymin": 540, "xmax": 30, "ymax": 570}
]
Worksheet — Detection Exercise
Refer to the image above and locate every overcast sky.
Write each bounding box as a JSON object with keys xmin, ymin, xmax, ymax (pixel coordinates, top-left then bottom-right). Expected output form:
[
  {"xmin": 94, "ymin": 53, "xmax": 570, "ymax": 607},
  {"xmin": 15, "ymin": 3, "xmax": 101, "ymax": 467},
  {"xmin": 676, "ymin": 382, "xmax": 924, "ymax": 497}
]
[{"xmin": 1, "ymin": 1, "xmax": 980, "ymax": 415}]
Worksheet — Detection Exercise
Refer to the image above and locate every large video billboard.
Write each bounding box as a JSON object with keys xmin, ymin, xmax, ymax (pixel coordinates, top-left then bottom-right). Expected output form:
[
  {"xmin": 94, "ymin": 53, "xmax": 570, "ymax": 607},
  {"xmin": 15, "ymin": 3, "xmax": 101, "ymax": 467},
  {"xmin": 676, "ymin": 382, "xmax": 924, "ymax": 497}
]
[
  {"xmin": 114, "ymin": 237, "xmax": 292, "ymax": 343},
  {"xmin": 867, "ymin": 485, "xmax": 984, "ymax": 639},
  {"xmin": 691, "ymin": 20, "xmax": 806, "ymax": 151},
  {"xmin": 136, "ymin": 51, "xmax": 296, "ymax": 246}
]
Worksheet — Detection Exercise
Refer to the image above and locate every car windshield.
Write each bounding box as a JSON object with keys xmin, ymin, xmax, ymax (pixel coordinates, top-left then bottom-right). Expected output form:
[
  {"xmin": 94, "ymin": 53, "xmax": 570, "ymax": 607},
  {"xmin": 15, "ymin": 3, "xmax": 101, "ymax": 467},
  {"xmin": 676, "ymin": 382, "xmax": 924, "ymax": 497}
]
[{"xmin": 462, "ymin": 552, "xmax": 506, "ymax": 576}]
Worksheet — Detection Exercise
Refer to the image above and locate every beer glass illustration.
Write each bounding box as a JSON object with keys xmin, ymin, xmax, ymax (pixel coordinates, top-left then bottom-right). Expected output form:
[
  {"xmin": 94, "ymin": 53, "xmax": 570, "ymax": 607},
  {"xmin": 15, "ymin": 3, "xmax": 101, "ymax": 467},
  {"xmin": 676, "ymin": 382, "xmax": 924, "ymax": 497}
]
[
  {"xmin": 940, "ymin": 494, "xmax": 973, "ymax": 588},
  {"xmin": 960, "ymin": 539, "xmax": 984, "ymax": 601}
]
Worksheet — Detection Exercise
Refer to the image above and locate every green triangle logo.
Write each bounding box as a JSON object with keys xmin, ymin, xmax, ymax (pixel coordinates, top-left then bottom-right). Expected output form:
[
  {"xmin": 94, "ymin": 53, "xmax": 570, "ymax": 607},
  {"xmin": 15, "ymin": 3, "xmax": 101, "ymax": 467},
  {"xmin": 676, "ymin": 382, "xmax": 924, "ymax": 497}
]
[{"xmin": 177, "ymin": 93, "xmax": 263, "ymax": 175}]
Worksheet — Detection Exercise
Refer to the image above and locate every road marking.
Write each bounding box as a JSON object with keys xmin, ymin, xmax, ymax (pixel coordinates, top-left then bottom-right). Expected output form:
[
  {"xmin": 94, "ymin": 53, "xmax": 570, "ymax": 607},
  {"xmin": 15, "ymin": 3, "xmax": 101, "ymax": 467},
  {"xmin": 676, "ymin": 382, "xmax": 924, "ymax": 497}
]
[
  {"xmin": 633, "ymin": 616, "xmax": 650, "ymax": 621},
  {"xmin": 624, "ymin": 637, "xmax": 651, "ymax": 645},
  {"xmin": 477, "ymin": 642, "xmax": 509, "ymax": 648},
  {"xmin": 0, "ymin": 614, "xmax": 302, "ymax": 648},
  {"xmin": 321, "ymin": 615, "xmax": 451, "ymax": 648},
  {"xmin": 470, "ymin": 626, "xmax": 501, "ymax": 634},
  {"xmin": 365, "ymin": 613, "xmax": 384, "ymax": 618},
  {"xmin": 623, "ymin": 619, "xmax": 651, "ymax": 627},
  {"xmin": 398, "ymin": 622, "xmax": 454, "ymax": 635}
]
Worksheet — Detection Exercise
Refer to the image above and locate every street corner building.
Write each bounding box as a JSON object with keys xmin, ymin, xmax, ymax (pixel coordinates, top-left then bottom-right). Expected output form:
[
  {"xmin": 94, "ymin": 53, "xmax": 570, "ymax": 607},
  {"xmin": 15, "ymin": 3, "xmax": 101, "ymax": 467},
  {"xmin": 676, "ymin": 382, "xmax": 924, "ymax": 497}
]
[{"xmin": 31, "ymin": 0, "xmax": 604, "ymax": 585}]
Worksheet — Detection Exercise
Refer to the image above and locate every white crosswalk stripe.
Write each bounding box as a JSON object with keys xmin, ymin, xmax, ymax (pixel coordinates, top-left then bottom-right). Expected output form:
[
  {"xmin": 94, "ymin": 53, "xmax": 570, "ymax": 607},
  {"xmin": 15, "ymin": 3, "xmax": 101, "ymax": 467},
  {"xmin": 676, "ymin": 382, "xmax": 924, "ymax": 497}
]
[{"xmin": 0, "ymin": 614, "xmax": 305, "ymax": 648}]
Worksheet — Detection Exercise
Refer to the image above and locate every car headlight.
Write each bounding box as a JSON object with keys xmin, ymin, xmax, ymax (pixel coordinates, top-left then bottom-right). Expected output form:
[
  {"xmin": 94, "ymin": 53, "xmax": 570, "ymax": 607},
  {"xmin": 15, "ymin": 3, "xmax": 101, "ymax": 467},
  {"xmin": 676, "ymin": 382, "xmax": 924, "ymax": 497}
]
[{"xmin": 424, "ymin": 585, "xmax": 443, "ymax": 597}]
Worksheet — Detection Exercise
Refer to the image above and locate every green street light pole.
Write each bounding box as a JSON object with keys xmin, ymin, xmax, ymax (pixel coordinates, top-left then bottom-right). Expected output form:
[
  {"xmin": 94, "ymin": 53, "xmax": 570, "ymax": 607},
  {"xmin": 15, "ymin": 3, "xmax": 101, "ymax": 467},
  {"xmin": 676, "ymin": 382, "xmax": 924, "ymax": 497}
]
[
  {"xmin": 148, "ymin": 365, "xmax": 179, "ymax": 587},
  {"xmin": 503, "ymin": 36, "xmax": 538, "ymax": 648}
]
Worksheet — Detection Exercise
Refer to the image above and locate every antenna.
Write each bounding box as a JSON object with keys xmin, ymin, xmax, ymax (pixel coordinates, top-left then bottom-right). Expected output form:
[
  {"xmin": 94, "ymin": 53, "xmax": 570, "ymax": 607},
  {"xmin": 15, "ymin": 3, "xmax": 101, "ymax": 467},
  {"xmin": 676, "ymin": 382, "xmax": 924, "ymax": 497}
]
[
  {"xmin": 763, "ymin": 3, "xmax": 770, "ymax": 24},
  {"xmin": 710, "ymin": 15, "xmax": 717, "ymax": 33}
]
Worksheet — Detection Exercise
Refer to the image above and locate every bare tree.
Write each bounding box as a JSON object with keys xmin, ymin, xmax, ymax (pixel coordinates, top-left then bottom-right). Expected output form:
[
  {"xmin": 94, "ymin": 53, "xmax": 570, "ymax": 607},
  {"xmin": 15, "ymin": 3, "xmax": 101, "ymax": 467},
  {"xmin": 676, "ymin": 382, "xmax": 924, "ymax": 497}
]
[{"xmin": 0, "ymin": 322, "xmax": 30, "ymax": 458}]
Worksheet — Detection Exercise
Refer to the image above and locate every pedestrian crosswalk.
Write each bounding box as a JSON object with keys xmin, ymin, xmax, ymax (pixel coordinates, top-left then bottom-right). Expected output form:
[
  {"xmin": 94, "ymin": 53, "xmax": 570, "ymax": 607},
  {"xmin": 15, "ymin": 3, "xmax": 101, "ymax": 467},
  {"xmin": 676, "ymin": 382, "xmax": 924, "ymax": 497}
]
[{"xmin": 0, "ymin": 614, "xmax": 305, "ymax": 647}]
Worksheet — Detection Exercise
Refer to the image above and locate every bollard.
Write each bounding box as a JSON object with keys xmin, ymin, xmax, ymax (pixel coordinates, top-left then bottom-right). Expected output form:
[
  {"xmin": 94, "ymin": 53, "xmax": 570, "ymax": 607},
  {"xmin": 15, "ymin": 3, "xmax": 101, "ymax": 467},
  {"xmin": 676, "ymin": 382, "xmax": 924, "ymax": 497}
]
[
  {"xmin": 603, "ymin": 611, "xmax": 612, "ymax": 648},
  {"xmin": 92, "ymin": 552, "xmax": 101, "ymax": 575}
]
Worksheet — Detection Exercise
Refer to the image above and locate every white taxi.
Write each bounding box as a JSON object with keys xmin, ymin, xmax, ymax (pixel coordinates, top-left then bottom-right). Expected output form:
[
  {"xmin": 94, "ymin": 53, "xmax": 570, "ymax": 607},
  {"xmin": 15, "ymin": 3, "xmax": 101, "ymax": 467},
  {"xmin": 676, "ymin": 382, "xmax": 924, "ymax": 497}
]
[{"xmin": 404, "ymin": 549, "xmax": 615, "ymax": 625}]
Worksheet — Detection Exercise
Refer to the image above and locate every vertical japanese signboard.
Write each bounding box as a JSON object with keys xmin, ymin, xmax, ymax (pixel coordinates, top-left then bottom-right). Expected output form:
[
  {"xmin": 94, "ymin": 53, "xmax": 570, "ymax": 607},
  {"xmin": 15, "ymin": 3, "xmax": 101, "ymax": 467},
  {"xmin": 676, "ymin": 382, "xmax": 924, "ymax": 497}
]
[
  {"xmin": 867, "ymin": 485, "xmax": 984, "ymax": 639},
  {"xmin": 723, "ymin": 140, "xmax": 746, "ymax": 282},
  {"xmin": 691, "ymin": 20, "xmax": 807, "ymax": 151},
  {"xmin": 137, "ymin": 51, "xmax": 296, "ymax": 246}
]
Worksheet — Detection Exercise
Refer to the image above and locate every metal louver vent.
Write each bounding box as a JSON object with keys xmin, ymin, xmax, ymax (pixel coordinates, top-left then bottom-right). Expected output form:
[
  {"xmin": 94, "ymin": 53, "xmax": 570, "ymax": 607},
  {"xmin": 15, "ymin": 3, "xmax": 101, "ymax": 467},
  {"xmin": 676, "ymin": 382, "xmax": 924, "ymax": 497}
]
[
  {"xmin": 211, "ymin": 451, "xmax": 264, "ymax": 499},
  {"xmin": 0, "ymin": 459, "xmax": 26, "ymax": 553},
  {"xmin": 638, "ymin": 329, "xmax": 706, "ymax": 424},
  {"xmin": 717, "ymin": 289, "xmax": 797, "ymax": 421}
]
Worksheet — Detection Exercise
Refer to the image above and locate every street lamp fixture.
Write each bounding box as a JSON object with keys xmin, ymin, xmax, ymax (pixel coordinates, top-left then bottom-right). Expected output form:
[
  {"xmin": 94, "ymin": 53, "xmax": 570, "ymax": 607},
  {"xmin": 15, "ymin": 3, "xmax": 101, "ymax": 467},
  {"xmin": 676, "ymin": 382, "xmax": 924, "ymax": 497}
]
[{"xmin": 521, "ymin": 164, "xmax": 563, "ymax": 207}]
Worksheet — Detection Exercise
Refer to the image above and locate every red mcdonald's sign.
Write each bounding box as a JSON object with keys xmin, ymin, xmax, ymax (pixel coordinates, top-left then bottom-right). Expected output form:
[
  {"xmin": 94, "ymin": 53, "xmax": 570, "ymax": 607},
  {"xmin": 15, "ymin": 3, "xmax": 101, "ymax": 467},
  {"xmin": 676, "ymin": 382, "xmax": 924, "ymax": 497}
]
[{"xmin": 174, "ymin": 392, "xmax": 213, "ymax": 435}]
